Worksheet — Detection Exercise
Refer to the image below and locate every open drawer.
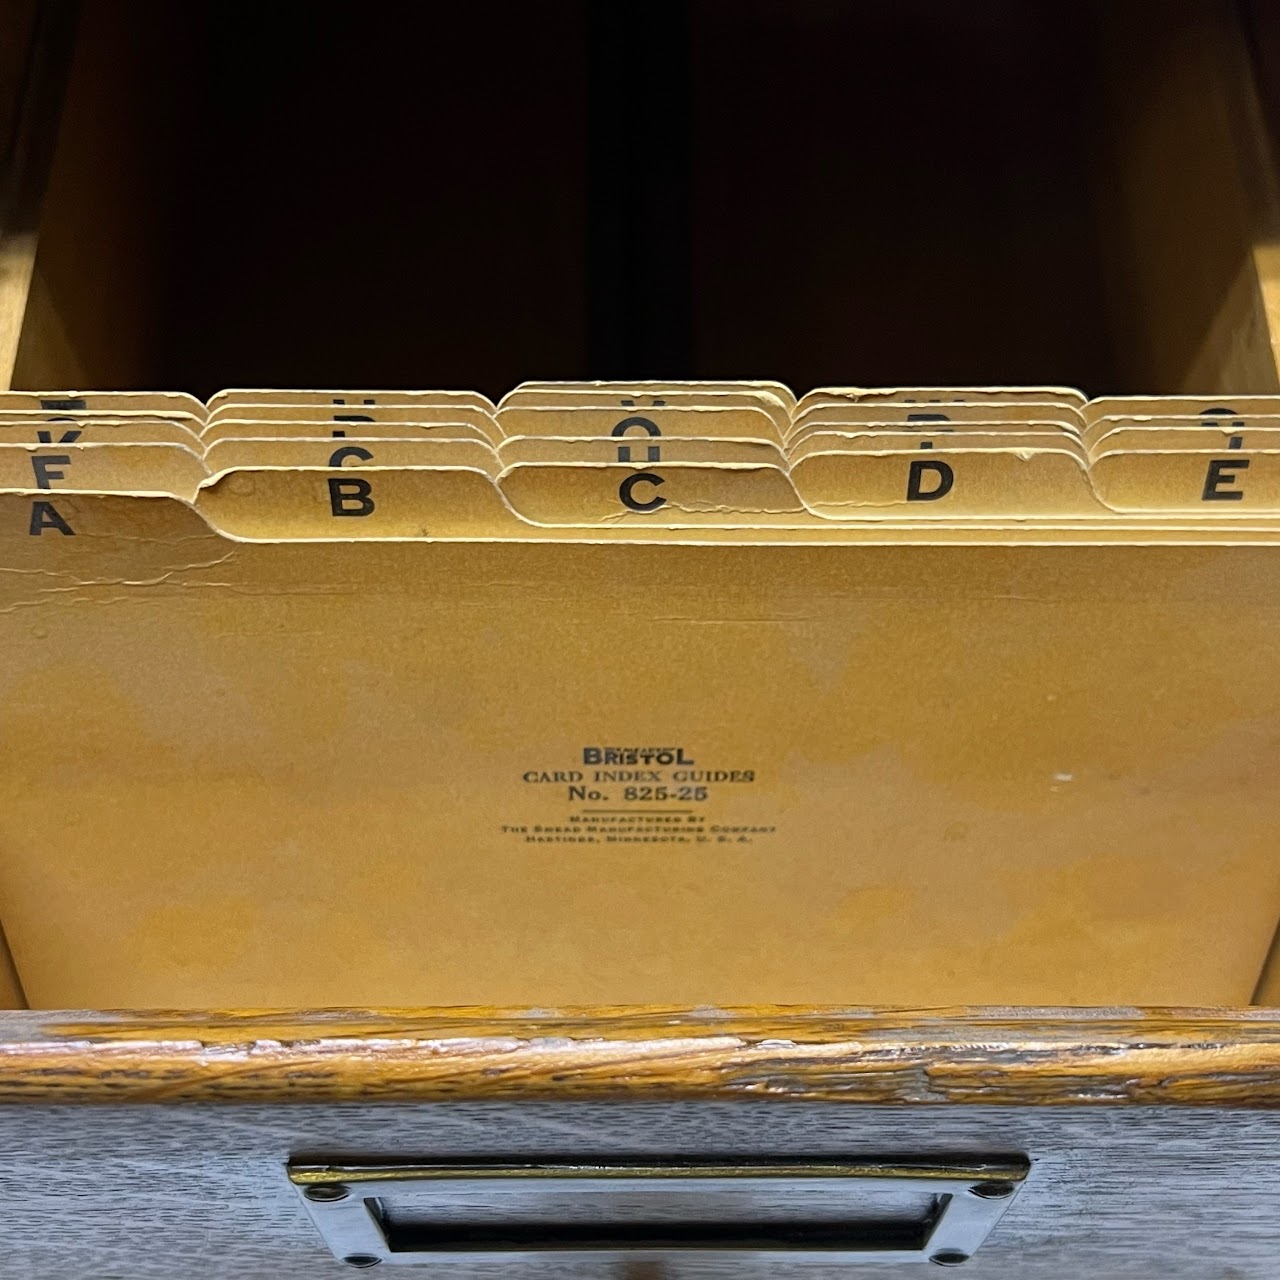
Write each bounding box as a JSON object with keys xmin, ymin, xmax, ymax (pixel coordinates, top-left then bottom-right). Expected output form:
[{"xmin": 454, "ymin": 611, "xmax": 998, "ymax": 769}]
[
  {"xmin": 0, "ymin": 1005, "xmax": 1278, "ymax": 1277},
  {"xmin": 1, "ymin": 4, "xmax": 1280, "ymax": 1275},
  {"xmin": 1, "ymin": 10, "xmax": 1280, "ymax": 983}
]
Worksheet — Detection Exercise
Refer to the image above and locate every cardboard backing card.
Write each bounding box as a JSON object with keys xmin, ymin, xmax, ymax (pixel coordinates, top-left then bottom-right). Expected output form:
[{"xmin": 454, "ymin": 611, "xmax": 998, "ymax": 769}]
[
  {"xmin": 497, "ymin": 460, "xmax": 809, "ymax": 526},
  {"xmin": 2, "ymin": 489, "xmax": 1280, "ymax": 1007},
  {"xmin": 0, "ymin": 442, "xmax": 208, "ymax": 501},
  {"xmin": 201, "ymin": 417, "xmax": 495, "ymax": 445},
  {"xmin": 790, "ymin": 437, "xmax": 1106, "ymax": 517},
  {"xmin": 497, "ymin": 404, "xmax": 784, "ymax": 445},
  {"xmin": 204, "ymin": 437, "xmax": 501, "ymax": 478}
]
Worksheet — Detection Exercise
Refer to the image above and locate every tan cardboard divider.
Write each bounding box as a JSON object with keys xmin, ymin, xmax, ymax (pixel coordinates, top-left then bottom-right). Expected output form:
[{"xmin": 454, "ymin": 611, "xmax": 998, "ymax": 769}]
[
  {"xmin": 197, "ymin": 466, "xmax": 527, "ymax": 539},
  {"xmin": 0, "ymin": 408, "xmax": 206, "ymax": 433},
  {"xmin": 0, "ymin": 417, "xmax": 202, "ymax": 445},
  {"xmin": 205, "ymin": 388, "xmax": 495, "ymax": 417},
  {"xmin": 0, "ymin": 442, "xmax": 208, "ymax": 501},
  {"xmin": 0, "ymin": 489, "xmax": 224, "ymax": 596},
  {"xmin": 1087, "ymin": 425, "xmax": 1280, "ymax": 455},
  {"xmin": 789, "ymin": 430, "xmax": 1090, "ymax": 465},
  {"xmin": 1092, "ymin": 447, "xmax": 1280, "ymax": 511},
  {"xmin": 498, "ymin": 460, "xmax": 810, "ymax": 526},
  {"xmin": 505, "ymin": 378, "xmax": 796, "ymax": 410},
  {"xmin": 788, "ymin": 402, "xmax": 1086, "ymax": 439},
  {"xmin": 498, "ymin": 436, "xmax": 786, "ymax": 466},
  {"xmin": 203, "ymin": 404, "xmax": 502, "ymax": 440},
  {"xmin": 500, "ymin": 388, "xmax": 792, "ymax": 437},
  {"xmin": 0, "ymin": 390, "xmax": 208, "ymax": 419},
  {"xmin": 497, "ymin": 404, "xmax": 784, "ymax": 445},
  {"xmin": 1084, "ymin": 411, "xmax": 1280, "ymax": 450},
  {"xmin": 790, "ymin": 438, "xmax": 1108, "ymax": 518},
  {"xmin": 5, "ymin": 483, "xmax": 1280, "ymax": 1007},
  {"xmin": 202, "ymin": 417, "xmax": 495, "ymax": 446},
  {"xmin": 795, "ymin": 385, "xmax": 1089, "ymax": 416},
  {"xmin": 788, "ymin": 419, "xmax": 1085, "ymax": 451},
  {"xmin": 204, "ymin": 438, "xmax": 500, "ymax": 478},
  {"xmin": 1083, "ymin": 395, "xmax": 1280, "ymax": 426}
]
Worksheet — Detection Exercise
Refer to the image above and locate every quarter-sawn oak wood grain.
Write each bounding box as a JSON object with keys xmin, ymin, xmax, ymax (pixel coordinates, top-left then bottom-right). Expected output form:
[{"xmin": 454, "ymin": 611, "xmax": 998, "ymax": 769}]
[
  {"xmin": 2, "ymin": 1006, "xmax": 1280, "ymax": 1106},
  {"xmin": 2, "ymin": 1008, "xmax": 1279, "ymax": 1277}
]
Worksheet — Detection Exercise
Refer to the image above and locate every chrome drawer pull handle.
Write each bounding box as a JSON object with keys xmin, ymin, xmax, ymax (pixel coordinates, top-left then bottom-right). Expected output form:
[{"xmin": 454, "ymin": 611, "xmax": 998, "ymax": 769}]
[{"xmin": 290, "ymin": 1158, "xmax": 1027, "ymax": 1268}]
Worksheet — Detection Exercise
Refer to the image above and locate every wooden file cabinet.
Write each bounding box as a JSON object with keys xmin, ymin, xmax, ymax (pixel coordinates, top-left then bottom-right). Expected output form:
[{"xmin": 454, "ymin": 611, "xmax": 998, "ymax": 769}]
[
  {"xmin": 0, "ymin": 1007, "xmax": 1277, "ymax": 1277},
  {"xmin": 3, "ymin": 3, "xmax": 1280, "ymax": 1274}
]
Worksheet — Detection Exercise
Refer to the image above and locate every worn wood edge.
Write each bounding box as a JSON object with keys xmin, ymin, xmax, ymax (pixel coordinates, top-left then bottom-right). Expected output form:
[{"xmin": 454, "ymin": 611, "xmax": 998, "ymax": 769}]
[{"xmin": 0, "ymin": 1007, "xmax": 1278, "ymax": 1106}]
